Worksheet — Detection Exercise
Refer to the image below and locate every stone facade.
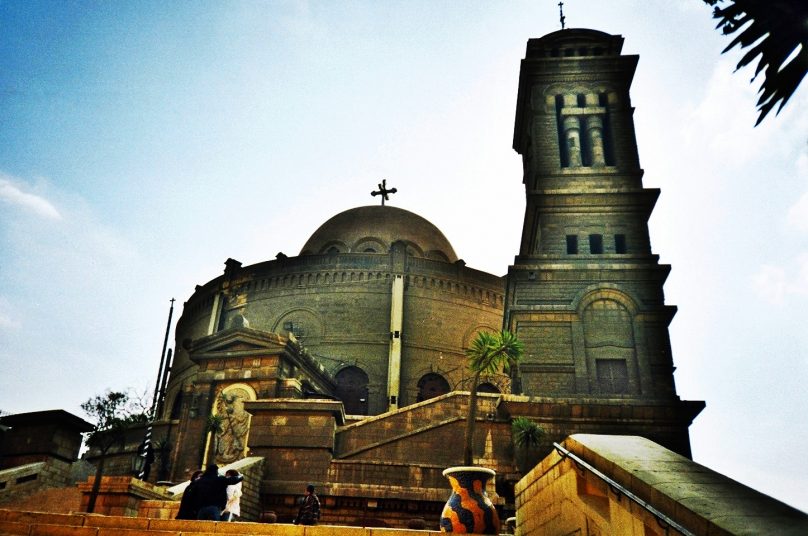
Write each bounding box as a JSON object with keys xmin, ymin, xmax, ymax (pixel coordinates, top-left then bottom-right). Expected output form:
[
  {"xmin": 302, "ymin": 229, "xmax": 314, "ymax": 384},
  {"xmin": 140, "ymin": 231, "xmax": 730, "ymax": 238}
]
[
  {"xmin": 252, "ymin": 392, "xmax": 512, "ymax": 527},
  {"xmin": 163, "ymin": 207, "xmax": 505, "ymax": 430},
  {"xmin": 505, "ymin": 29, "xmax": 703, "ymax": 456}
]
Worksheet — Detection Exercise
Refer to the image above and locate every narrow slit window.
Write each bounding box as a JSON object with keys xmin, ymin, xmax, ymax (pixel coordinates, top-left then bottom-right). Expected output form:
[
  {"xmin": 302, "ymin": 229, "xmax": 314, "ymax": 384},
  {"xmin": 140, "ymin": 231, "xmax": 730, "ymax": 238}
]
[
  {"xmin": 566, "ymin": 235, "xmax": 578, "ymax": 254},
  {"xmin": 599, "ymin": 92, "xmax": 616, "ymax": 166},
  {"xmin": 615, "ymin": 234, "xmax": 626, "ymax": 254},
  {"xmin": 555, "ymin": 95, "xmax": 568, "ymax": 168},
  {"xmin": 589, "ymin": 234, "xmax": 603, "ymax": 254},
  {"xmin": 577, "ymin": 95, "xmax": 591, "ymax": 166}
]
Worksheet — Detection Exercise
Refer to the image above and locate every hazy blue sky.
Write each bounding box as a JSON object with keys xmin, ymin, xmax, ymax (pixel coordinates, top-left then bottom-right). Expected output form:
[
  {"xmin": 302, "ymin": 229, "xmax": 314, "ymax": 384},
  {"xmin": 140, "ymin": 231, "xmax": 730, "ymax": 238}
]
[{"xmin": 1, "ymin": 0, "xmax": 806, "ymax": 512}]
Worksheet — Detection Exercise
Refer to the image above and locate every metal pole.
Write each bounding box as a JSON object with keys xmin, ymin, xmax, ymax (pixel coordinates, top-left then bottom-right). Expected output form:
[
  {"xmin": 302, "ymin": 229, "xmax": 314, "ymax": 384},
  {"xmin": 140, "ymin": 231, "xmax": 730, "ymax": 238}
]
[
  {"xmin": 156, "ymin": 348, "xmax": 173, "ymax": 417},
  {"xmin": 150, "ymin": 299, "xmax": 175, "ymax": 416},
  {"xmin": 139, "ymin": 298, "xmax": 175, "ymax": 480}
]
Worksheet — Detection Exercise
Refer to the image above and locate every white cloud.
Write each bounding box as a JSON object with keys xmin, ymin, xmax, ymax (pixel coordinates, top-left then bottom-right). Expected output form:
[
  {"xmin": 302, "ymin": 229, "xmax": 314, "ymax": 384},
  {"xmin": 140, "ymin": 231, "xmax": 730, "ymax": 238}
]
[
  {"xmin": 752, "ymin": 264, "xmax": 787, "ymax": 304},
  {"xmin": 683, "ymin": 54, "xmax": 808, "ymax": 172},
  {"xmin": 788, "ymin": 192, "xmax": 808, "ymax": 232},
  {"xmin": 0, "ymin": 174, "xmax": 62, "ymax": 220},
  {"xmin": 797, "ymin": 252, "xmax": 808, "ymax": 290},
  {"xmin": 0, "ymin": 297, "xmax": 21, "ymax": 330},
  {"xmin": 787, "ymin": 153, "xmax": 808, "ymax": 232},
  {"xmin": 753, "ymin": 253, "xmax": 808, "ymax": 304},
  {"xmin": 683, "ymin": 57, "xmax": 761, "ymax": 162}
]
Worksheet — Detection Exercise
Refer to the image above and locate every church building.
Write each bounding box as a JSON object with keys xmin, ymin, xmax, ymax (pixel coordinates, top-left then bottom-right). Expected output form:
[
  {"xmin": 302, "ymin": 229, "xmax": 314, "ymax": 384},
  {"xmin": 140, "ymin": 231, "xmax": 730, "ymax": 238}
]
[{"xmin": 128, "ymin": 27, "xmax": 704, "ymax": 527}]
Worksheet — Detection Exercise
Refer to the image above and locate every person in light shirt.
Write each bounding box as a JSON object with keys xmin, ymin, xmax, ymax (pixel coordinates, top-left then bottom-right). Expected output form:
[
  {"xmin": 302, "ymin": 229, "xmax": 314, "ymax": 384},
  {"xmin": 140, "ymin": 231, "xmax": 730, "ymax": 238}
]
[{"xmin": 222, "ymin": 469, "xmax": 243, "ymax": 521}]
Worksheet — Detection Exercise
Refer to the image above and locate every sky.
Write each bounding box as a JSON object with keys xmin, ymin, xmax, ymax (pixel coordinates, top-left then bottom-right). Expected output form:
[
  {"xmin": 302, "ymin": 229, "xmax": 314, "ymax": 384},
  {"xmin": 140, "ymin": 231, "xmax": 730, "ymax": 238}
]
[{"xmin": 1, "ymin": 0, "xmax": 806, "ymax": 513}]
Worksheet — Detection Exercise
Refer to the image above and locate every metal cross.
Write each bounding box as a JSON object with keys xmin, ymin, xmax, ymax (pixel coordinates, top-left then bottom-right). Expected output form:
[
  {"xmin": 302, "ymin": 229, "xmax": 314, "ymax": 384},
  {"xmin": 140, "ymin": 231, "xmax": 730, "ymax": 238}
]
[
  {"xmin": 371, "ymin": 179, "xmax": 397, "ymax": 206},
  {"xmin": 559, "ymin": 1, "xmax": 566, "ymax": 30}
]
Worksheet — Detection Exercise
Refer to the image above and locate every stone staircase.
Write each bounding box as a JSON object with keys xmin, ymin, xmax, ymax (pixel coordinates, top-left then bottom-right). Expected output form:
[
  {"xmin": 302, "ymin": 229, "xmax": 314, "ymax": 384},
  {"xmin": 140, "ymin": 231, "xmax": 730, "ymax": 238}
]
[
  {"xmin": 334, "ymin": 392, "xmax": 500, "ymax": 462},
  {"xmin": 319, "ymin": 392, "xmax": 511, "ymax": 508},
  {"xmin": 0, "ymin": 509, "xmax": 443, "ymax": 535}
]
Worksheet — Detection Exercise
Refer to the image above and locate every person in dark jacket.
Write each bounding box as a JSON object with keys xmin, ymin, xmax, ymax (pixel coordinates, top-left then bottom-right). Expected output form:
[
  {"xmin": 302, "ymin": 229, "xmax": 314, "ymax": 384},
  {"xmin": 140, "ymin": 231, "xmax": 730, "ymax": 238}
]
[
  {"xmin": 195, "ymin": 464, "xmax": 243, "ymax": 520},
  {"xmin": 293, "ymin": 484, "xmax": 320, "ymax": 525},
  {"xmin": 175, "ymin": 470, "xmax": 203, "ymax": 520}
]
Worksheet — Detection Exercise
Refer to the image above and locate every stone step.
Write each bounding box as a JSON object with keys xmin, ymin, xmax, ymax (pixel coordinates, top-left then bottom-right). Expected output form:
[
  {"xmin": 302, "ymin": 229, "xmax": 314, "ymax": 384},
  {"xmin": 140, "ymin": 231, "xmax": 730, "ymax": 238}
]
[
  {"xmin": 0, "ymin": 508, "xmax": 443, "ymax": 535},
  {"xmin": 335, "ymin": 392, "xmax": 499, "ymax": 459}
]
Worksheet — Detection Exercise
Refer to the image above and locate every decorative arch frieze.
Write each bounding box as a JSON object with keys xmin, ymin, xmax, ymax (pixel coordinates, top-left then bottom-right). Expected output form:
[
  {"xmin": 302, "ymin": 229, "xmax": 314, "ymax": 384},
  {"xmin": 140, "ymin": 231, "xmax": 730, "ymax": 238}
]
[
  {"xmin": 573, "ymin": 284, "xmax": 639, "ymax": 316},
  {"xmin": 351, "ymin": 236, "xmax": 387, "ymax": 253},
  {"xmin": 272, "ymin": 307, "xmax": 325, "ymax": 343},
  {"xmin": 318, "ymin": 240, "xmax": 349, "ymax": 254}
]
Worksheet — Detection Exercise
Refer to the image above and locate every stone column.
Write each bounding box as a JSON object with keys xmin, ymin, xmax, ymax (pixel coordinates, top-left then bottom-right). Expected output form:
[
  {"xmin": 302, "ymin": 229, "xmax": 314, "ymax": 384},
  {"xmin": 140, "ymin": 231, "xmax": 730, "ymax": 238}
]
[
  {"xmin": 562, "ymin": 115, "xmax": 582, "ymax": 167},
  {"xmin": 207, "ymin": 292, "xmax": 222, "ymax": 335},
  {"xmin": 387, "ymin": 274, "xmax": 404, "ymax": 411},
  {"xmin": 585, "ymin": 115, "xmax": 606, "ymax": 167}
]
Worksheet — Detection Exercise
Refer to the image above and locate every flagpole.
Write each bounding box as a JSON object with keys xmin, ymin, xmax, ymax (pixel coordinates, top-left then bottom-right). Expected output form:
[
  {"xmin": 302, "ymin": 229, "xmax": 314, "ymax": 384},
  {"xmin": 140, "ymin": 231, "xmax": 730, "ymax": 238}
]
[{"xmin": 138, "ymin": 298, "xmax": 175, "ymax": 480}]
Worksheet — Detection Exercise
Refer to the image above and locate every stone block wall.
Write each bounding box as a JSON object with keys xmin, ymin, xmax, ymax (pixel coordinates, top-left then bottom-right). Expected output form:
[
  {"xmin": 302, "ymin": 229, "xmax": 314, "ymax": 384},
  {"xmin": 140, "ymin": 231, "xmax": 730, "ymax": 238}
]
[
  {"xmin": 0, "ymin": 457, "xmax": 82, "ymax": 508},
  {"xmin": 164, "ymin": 250, "xmax": 506, "ymax": 424},
  {"xmin": 0, "ymin": 410, "xmax": 92, "ymax": 471},
  {"xmin": 247, "ymin": 400, "xmax": 343, "ymax": 487},
  {"xmin": 513, "ymin": 434, "xmax": 808, "ymax": 536},
  {"xmin": 78, "ymin": 476, "xmax": 169, "ymax": 517}
]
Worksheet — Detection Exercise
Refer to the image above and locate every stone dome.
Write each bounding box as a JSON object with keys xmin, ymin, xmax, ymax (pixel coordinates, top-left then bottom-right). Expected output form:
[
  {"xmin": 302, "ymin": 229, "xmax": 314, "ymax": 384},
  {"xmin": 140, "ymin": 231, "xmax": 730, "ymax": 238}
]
[{"xmin": 300, "ymin": 205, "xmax": 458, "ymax": 262}]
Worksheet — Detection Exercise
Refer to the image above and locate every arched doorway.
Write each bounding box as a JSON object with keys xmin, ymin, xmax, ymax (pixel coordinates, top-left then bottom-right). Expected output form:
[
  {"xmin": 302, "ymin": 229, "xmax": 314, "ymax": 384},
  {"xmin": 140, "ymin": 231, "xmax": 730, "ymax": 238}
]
[
  {"xmin": 417, "ymin": 373, "xmax": 450, "ymax": 402},
  {"xmin": 335, "ymin": 366, "xmax": 369, "ymax": 415},
  {"xmin": 476, "ymin": 382, "xmax": 500, "ymax": 394}
]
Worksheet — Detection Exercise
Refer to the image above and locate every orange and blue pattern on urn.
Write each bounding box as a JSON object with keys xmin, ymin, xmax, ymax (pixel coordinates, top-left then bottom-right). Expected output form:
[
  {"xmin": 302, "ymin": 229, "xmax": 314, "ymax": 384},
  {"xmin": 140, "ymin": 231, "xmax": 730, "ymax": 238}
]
[{"xmin": 439, "ymin": 466, "xmax": 500, "ymax": 534}]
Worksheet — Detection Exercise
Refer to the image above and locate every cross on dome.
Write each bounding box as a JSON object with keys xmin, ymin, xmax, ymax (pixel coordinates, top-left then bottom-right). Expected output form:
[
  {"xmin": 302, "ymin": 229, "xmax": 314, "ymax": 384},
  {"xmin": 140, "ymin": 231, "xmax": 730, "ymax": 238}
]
[{"xmin": 371, "ymin": 179, "xmax": 397, "ymax": 206}]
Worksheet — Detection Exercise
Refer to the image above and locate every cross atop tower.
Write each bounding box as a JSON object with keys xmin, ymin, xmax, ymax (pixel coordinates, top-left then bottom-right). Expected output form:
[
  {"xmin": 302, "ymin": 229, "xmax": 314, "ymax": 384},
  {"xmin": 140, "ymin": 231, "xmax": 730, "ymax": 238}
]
[
  {"xmin": 371, "ymin": 179, "xmax": 397, "ymax": 206},
  {"xmin": 559, "ymin": 1, "xmax": 566, "ymax": 30}
]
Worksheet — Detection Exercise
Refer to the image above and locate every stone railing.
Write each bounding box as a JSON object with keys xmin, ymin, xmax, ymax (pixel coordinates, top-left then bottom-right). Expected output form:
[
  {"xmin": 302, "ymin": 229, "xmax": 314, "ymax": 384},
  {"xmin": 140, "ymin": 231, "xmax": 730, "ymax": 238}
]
[{"xmin": 514, "ymin": 434, "xmax": 808, "ymax": 536}]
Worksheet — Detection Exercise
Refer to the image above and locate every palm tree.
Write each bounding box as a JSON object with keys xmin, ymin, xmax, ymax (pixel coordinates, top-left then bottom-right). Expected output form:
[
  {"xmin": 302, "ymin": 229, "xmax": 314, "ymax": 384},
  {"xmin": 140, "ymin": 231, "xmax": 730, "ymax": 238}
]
[
  {"xmin": 511, "ymin": 417, "xmax": 545, "ymax": 473},
  {"xmin": 703, "ymin": 0, "xmax": 808, "ymax": 125},
  {"xmin": 203, "ymin": 413, "xmax": 224, "ymax": 466},
  {"xmin": 462, "ymin": 330, "xmax": 524, "ymax": 466}
]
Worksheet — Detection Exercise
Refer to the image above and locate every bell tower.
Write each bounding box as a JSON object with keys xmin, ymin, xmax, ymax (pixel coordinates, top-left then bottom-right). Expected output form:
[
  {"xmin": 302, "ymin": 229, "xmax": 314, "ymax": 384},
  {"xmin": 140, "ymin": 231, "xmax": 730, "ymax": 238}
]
[{"xmin": 504, "ymin": 29, "xmax": 703, "ymax": 456}]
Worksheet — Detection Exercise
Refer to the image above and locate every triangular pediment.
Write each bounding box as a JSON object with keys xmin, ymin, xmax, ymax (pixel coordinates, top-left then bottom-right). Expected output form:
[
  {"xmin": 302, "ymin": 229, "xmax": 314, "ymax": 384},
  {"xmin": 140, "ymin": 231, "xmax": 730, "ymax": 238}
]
[{"xmin": 188, "ymin": 327, "xmax": 288, "ymax": 357}]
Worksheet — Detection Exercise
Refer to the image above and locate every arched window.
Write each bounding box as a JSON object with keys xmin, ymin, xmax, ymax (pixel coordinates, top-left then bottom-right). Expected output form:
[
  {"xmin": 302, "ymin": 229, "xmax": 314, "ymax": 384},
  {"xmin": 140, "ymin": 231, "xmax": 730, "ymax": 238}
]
[
  {"xmin": 417, "ymin": 373, "xmax": 450, "ymax": 402},
  {"xmin": 476, "ymin": 382, "xmax": 500, "ymax": 394},
  {"xmin": 583, "ymin": 298, "xmax": 635, "ymax": 394},
  {"xmin": 169, "ymin": 392, "xmax": 183, "ymax": 420},
  {"xmin": 335, "ymin": 367, "xmax": 369, "ymax": 415}
]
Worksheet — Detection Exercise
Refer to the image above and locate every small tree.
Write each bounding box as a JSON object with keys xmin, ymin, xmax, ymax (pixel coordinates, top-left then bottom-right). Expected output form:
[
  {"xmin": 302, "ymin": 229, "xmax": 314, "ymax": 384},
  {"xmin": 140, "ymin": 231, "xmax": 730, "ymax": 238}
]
[
  {"xmin": 463, "ymin": 330, "xmax": 524, "ymax": 466},
  {"xmin": 511, "ymin": 417, "xmax": 545, "ymax": 473},
  {"xmin": 81, "ymin": 391, "xmax": 147, "ymax": 513},
  {"xmin": 203, "ymin": 413, "xmax": 224, "ymax": 466}
]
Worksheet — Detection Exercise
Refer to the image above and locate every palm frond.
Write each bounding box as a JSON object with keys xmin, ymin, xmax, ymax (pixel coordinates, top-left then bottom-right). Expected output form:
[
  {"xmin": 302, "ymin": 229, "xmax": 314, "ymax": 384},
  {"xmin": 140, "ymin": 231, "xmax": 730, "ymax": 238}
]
[
  {"xmin": 704, "ymin": 0, "xmax": 808, "ymax": 125},
  {"xmin": 512, "ymin": 417, "xmax": 545, "ymax": 449}
]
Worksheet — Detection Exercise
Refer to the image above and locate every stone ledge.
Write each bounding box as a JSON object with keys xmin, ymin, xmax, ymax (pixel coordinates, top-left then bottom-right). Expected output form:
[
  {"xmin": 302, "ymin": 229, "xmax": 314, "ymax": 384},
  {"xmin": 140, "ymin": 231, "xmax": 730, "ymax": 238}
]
[{"xmin": 1, "ymin": 508, "xmax": 445, "ymax": 536}]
